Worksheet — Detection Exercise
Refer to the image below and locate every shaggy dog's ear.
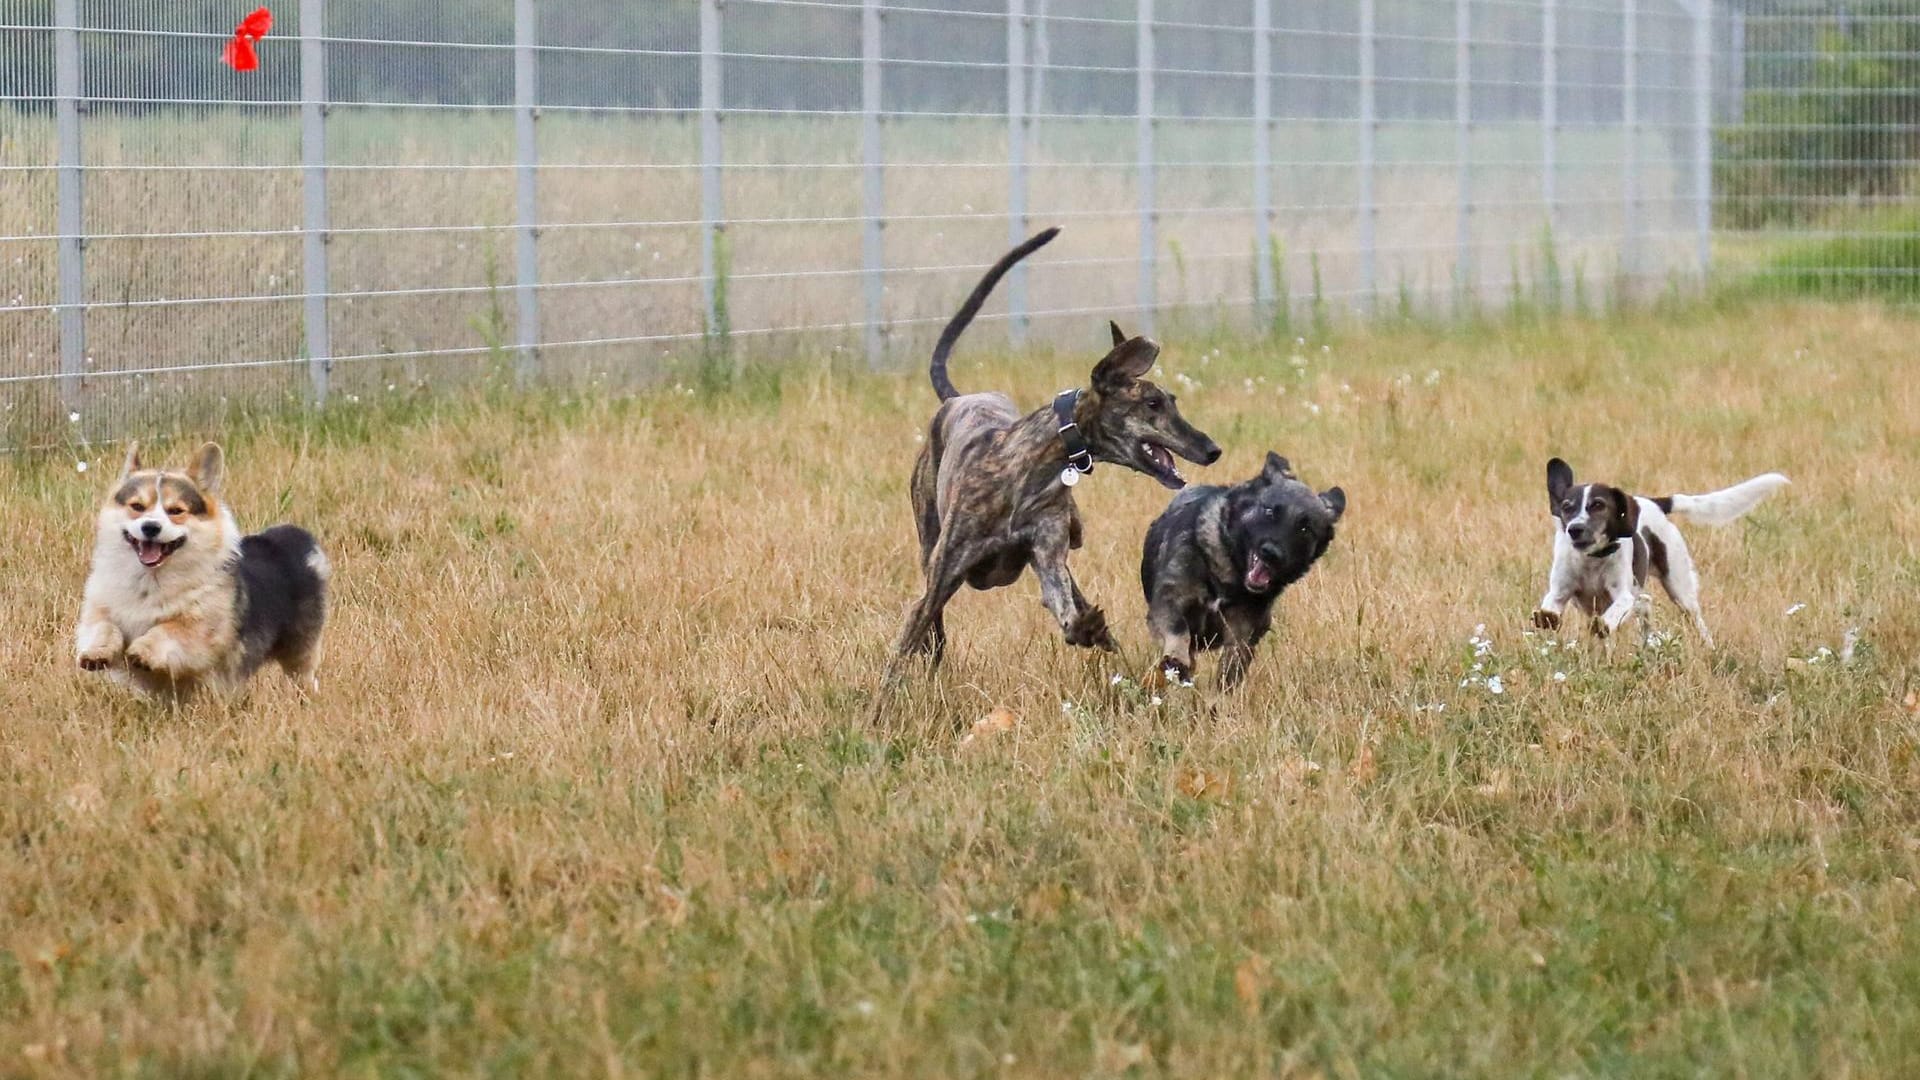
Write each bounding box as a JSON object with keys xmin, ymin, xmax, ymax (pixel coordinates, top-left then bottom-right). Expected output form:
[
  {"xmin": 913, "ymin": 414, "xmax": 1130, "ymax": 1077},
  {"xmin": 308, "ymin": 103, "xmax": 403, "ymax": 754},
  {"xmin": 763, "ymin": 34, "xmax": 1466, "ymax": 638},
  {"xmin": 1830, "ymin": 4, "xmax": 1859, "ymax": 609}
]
[
  {"xmin": 1262, "ymin": 452, "xmax": 1295, "ymax": 482},
  {"xmin": 1546, "ymin": 457, "xmax": 1574, "ymax": 507},
  {"xmin": 1091, "ymin": 337, "xmax": 1159, "ymax": 391},
  {"xmin": 1320, "ymin": 486, "xmax": 1346, "ymax": 521},
  {"xmin": 188, "ymin": 442, "xmax": 225, "ymax": 495},
  {"xmin": 1606, "ymin": 486, "xmax": 1639, "ymax": 540}
]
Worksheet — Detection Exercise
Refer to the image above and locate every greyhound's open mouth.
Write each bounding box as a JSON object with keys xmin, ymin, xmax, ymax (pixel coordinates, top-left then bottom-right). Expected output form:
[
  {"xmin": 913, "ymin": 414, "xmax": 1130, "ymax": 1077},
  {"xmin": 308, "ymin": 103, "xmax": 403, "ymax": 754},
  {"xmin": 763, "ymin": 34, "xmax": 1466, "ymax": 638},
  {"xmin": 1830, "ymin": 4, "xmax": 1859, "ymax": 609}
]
[
  {"xmin": 1245, "ymin": 550, "xmax": 1274, "ymax": 592},
  {"xmin": 1140, "ymin": 441, "xmax": 1185, "ymax": 489},
  {"xmin": 125, "ymin": 534, "xmax": 185, "ymax": 568}
]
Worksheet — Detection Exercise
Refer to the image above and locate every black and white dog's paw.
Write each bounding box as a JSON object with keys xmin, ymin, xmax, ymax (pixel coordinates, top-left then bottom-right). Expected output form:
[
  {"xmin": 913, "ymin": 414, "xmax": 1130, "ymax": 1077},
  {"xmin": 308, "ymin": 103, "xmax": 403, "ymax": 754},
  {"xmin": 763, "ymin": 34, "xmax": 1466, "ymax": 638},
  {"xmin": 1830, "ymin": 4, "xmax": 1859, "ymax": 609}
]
[{"xmin": 1531, "ymin": 609, "xmax": 1561, "ymax": 631}]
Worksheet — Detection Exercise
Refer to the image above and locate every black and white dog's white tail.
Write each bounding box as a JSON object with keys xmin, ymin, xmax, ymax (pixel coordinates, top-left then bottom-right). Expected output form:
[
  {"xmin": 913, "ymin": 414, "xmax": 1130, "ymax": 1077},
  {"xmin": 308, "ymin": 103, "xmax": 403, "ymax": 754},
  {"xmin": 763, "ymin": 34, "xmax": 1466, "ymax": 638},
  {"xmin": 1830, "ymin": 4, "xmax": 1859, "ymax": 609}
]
[{"xmin": 1654, "ymin": 472, "xmax": 1791, "ymax": 527}]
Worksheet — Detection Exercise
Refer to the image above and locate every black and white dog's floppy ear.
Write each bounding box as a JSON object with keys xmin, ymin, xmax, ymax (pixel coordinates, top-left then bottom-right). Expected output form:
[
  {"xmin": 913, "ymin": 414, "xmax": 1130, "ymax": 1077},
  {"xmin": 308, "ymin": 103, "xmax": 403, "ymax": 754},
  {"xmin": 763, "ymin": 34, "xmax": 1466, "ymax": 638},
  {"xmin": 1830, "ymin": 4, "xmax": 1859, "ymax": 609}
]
[
  {"xmin": 1546, "ymin": 457, "xmax": 1574, "ymax": 506},
  {"xmin": 1109, "ymin": 320, "xmax": 1128, "ymax": 348},
  {"xmin": 1606, "ymin": 486, "xmax": 1639, "ymax": 539},
  {"xmin": 1262, "ymin": 452, "xmax": 1295, "ymax": 482},
  {"xmin": 1091, "ymin": 336, "xmax": 1159, "ymax": 390},
  {"xmin": 1320, "ymin": 486, "xmax": 1346, "ymax": 521}
]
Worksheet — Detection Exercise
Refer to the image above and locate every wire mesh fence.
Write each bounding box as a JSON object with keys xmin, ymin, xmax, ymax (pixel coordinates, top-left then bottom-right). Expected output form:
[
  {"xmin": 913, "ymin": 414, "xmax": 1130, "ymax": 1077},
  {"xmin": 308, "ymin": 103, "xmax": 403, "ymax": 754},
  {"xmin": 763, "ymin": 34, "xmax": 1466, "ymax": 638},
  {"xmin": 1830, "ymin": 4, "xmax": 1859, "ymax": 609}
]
[{"xmin": 0, "ymin": 0, "xmax": 1780, "ymax": 449}]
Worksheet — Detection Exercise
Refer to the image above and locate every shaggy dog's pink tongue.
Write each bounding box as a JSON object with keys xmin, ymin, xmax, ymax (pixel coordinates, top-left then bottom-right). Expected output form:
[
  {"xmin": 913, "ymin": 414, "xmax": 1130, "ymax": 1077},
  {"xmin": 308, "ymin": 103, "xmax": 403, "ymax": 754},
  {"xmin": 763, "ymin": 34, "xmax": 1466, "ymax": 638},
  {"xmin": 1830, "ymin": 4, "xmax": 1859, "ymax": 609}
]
[
  {"xmin": 136, "ymin": 540, "xmax": 168, "ymax": 567},
  {"xmin": 1245, "ymin": 552, "xmax": 1273, "ymax": 591}
]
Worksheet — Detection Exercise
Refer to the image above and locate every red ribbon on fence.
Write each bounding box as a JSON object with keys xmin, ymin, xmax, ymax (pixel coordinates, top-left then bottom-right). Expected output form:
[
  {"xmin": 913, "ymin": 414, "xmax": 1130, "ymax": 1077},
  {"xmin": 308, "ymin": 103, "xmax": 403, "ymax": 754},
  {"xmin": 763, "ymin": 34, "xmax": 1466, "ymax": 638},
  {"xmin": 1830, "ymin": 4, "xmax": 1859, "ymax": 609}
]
[{"xmin": 221, "ymin": 7, "xmax": 273, "ymax": 72}]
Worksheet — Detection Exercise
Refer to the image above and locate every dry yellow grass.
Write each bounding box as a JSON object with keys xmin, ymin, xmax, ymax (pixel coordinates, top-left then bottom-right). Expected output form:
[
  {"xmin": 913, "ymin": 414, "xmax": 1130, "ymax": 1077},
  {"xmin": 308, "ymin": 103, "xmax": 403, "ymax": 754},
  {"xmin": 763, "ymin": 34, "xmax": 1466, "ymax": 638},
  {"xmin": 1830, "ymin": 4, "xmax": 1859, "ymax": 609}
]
[{"xmin": 1, "ymin": 300, "xmax": 1917, "ymax": 1076}]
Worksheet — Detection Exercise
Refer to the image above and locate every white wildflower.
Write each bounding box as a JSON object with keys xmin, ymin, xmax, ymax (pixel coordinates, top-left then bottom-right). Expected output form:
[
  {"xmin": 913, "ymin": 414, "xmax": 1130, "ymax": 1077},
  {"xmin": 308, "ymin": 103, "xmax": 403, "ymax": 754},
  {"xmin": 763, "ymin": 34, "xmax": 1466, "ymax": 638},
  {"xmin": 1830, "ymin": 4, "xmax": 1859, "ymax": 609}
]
[
  {"xmin": 1785, "ymin": 603, "xmax": 1807, "ymax": 617},
  {"xmin": 1486, "ymin": 675, "xmax": 1505, "ymax": 695}
]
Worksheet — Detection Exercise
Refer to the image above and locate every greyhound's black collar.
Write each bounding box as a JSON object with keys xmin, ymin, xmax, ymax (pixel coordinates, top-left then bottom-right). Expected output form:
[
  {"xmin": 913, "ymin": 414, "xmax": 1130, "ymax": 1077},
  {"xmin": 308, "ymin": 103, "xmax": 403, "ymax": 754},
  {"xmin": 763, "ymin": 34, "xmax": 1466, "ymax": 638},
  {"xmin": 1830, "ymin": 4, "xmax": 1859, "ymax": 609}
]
[{"xmin": 1053, "ymin": 389, "xmax": 1094, "ymax": 478}]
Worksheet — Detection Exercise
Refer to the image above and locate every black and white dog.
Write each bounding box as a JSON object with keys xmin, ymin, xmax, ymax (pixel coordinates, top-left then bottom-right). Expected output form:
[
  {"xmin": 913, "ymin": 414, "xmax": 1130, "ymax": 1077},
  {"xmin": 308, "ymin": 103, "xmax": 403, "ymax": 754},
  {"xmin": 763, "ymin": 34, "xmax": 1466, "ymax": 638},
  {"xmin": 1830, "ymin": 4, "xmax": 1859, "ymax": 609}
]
[
  {"xmin": 1531, "ymin": 456, "xmax": 1788, "ymax": 647},
  {"xmin": 1141, "ymin": 452, "xmax": 1344, "ymax": 689}
]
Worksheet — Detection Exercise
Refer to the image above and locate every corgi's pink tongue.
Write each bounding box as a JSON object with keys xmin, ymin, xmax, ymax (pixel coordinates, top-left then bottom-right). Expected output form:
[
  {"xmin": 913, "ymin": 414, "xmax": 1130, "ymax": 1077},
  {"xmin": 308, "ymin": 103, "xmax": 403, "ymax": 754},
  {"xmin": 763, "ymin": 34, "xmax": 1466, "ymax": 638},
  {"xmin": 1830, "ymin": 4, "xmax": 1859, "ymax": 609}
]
[{"xmin": 136, "ymin": 540, "xmax": 167, "ymax": 567}]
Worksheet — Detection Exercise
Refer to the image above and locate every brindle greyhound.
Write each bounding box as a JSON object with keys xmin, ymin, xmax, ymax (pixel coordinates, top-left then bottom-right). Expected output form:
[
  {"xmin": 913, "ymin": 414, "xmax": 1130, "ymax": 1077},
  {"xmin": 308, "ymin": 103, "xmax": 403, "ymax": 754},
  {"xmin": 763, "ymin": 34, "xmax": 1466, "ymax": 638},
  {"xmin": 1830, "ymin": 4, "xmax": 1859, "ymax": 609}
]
[{"xmin": 877, "ymin": 228, "xmax": 1222, "ymax": 694}]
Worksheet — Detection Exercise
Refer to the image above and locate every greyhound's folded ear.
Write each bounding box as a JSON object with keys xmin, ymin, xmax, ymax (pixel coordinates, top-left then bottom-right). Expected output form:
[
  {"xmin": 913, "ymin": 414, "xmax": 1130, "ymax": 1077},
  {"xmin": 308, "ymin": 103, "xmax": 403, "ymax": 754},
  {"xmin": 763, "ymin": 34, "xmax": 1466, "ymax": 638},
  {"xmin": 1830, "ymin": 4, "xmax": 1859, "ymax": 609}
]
[{"xmin": 1092, "ymin": 337, "xmax": 1159, "ymax": 391}]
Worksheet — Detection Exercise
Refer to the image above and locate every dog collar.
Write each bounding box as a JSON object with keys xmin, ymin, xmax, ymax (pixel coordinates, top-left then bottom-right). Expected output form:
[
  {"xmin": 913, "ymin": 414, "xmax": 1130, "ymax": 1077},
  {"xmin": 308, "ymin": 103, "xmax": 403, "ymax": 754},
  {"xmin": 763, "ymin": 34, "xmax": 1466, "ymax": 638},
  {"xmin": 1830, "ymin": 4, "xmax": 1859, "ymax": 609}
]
[
  {"xmin": 1052, "ymin": 389, "xmax": 1094, "ymax": 487},
  {"xmin": 1585, "ymin": 540, "xmax": 1621, "ymax": 559}
]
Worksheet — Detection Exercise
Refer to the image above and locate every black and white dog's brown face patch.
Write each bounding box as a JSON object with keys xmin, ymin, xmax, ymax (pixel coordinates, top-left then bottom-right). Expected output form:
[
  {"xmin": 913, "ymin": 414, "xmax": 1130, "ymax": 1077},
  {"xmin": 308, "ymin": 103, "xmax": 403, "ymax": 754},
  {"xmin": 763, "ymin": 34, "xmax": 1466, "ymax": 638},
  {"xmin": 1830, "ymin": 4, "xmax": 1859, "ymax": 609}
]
[{"xmin": 1546, "ymin": 457, "xmax": 1637, "ymax": 554}]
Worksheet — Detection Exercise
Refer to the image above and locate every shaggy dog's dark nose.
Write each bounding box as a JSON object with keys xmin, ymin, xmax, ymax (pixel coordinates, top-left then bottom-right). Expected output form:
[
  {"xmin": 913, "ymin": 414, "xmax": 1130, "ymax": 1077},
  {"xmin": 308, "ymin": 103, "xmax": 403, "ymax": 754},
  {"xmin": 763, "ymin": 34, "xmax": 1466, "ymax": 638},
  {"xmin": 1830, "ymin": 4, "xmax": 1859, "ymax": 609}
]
[{"xmin": 140, "ymin": 521, "xmax": 161, "ymax": 539}]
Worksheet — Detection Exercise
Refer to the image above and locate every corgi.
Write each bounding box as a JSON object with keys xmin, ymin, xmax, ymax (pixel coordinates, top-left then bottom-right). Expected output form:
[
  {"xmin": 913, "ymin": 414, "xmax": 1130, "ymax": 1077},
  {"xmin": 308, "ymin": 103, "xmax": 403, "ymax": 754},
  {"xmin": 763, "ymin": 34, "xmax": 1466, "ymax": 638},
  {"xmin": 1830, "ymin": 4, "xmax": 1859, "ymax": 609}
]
[{"xmin": 74, "ymin": 442, "xmax": 329, "ymax": 697}]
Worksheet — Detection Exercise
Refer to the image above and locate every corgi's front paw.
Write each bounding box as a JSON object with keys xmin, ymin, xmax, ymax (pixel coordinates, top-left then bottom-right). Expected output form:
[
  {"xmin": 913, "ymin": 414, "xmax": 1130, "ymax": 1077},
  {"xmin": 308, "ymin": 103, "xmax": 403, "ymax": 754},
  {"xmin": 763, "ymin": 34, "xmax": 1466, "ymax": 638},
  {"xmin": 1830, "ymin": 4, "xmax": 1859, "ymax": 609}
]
[
  {"xmin": 76, "ymin": 624, "xmax": 125, "ymax": 671},
  {"xmin": 127, "ymin": 631, "xmax": 191, "ymax": 677}
]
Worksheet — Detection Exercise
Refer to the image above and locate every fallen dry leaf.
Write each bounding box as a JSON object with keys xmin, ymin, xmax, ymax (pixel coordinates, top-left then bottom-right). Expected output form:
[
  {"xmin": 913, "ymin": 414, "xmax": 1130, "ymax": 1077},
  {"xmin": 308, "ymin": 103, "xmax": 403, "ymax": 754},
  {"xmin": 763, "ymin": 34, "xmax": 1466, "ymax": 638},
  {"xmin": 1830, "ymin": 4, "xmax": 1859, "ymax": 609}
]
[
  {"xmin": 958, "ymin": 706, "xmax": 1017, "ymax": 748},
  {"xmin": 1903, "ymin": 689, "xmax": 1918, "ymax": 716},
  {"xmin": 1348, "ymin": 743, "xmax": 1378, "ymax": 787},
  {"xmin": 1175, "ymin": 764, "xmax": 1232, "ymax": 801},
  {"xmin": 1234, "ymin": 955, "xmax": 1270, "ymax": 1014},
  {"xmin": 1274, "ymin": 757, "xmax": 1324, "ymax": 786}
]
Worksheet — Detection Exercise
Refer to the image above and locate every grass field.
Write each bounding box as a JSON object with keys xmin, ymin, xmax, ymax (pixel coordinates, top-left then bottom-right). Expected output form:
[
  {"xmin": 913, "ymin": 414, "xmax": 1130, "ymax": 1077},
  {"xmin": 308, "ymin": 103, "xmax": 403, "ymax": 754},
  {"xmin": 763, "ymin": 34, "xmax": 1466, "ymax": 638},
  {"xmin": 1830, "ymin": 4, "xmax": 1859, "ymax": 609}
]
[{"xmin": 2, "ymin": 299, "xmax": 1917, "ymax": 1076}]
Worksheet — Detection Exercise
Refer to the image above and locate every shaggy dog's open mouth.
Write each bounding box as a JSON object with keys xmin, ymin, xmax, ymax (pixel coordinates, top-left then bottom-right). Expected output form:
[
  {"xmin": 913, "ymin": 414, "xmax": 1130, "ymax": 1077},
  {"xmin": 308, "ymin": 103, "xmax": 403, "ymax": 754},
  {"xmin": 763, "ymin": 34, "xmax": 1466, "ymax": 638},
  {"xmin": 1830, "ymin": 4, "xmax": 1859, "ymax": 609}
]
[
  {"xmin": 125, "ymin": 533, "xmax": 185, "ymax": 568},
  {"xmin": 1245, "ymin": 550, "xmax": 1275, "ymax": 592},
  {"xmin": 1139, "ymin": 441, "xmax": 1185, "ymax": 489}
]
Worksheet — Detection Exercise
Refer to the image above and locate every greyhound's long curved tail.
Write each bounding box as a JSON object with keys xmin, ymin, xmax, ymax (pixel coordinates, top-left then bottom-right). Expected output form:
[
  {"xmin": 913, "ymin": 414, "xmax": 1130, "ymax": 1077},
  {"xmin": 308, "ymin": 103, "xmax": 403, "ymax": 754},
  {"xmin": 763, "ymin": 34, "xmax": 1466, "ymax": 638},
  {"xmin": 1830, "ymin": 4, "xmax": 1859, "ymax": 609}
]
[{"xmin": 929, "ymin": 227, "xmax": 1060, "ymax": 401}]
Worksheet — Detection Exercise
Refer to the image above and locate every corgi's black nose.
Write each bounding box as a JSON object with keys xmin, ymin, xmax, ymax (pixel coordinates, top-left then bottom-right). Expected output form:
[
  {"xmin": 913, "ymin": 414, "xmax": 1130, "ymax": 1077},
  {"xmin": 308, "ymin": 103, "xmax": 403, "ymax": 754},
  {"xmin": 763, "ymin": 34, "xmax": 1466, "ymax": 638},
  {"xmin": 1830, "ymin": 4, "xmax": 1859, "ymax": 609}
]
[{"xmin": 140, "ymin": 521, "xmax": 161, "ymax": 539}]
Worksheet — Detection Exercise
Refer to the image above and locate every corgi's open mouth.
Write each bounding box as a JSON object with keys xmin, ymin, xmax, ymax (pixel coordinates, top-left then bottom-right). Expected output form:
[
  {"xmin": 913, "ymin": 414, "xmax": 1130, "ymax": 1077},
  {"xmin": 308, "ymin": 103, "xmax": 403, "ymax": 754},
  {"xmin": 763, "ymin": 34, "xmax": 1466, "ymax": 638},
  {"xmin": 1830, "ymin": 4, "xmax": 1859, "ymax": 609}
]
[{"xmin": 125, "ymin": 534, "xmax": 185, "ymax": 568}]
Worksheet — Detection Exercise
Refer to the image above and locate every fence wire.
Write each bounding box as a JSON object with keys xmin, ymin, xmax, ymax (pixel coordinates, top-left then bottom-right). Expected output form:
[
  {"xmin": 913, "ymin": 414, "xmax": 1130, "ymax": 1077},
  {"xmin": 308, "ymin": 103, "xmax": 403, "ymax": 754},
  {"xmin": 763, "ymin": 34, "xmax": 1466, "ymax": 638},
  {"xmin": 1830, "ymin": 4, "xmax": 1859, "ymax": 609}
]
[{"xmin": 0, "ymin": 0, "xmax": 1772, "ymax": 448}]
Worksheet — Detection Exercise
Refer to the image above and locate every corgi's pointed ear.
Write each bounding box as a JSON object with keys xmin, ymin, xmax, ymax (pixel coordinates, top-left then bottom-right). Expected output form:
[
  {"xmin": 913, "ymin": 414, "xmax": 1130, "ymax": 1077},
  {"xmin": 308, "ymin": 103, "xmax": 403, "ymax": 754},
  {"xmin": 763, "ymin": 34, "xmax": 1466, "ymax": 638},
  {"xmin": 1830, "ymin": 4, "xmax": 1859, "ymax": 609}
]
[
  {"xmin": 1320, "ymin": 486, "xmax": 1346, "ymax": 521},
  {"xmin": 1546, "ymin": 457, "xmax": 1573, "ymax": 505},
  {"xmin": 188, "ymin": 442, "xmax": 224, "ymax": 494},
  {"xmin": 118, "ymin": 441, "xmax": 141, "ymax": 480},
  {"xmin": 1109, "ymin": 320, "xmax": 1127, "ymax": 348}
]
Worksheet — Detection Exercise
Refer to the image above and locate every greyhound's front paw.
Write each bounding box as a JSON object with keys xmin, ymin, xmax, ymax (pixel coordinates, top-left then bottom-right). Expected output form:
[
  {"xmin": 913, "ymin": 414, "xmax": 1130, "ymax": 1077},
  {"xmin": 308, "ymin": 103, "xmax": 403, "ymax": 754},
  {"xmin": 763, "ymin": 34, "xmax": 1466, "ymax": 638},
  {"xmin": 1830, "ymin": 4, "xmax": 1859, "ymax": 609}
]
[
  {"xmin": 1065, "ymin": 605, "xmax": 1116, "ymax": 651},
  {"xmin": 1531, "ymin": 609, "xmax": 1561, "ymax": 631}
]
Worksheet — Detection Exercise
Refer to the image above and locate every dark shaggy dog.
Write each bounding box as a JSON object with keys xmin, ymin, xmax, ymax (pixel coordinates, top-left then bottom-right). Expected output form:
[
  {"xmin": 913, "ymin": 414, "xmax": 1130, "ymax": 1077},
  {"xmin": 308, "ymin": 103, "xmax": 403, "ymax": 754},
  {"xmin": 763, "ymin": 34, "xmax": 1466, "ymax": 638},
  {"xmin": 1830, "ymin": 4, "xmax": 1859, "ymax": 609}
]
[
  {"xmin": 1140, "ymin": 452, "xmax": 1344, "ymax": 689},
  {"xmin": 877, "ymin": 228, "xmax": 1222, "ymax": 696}
]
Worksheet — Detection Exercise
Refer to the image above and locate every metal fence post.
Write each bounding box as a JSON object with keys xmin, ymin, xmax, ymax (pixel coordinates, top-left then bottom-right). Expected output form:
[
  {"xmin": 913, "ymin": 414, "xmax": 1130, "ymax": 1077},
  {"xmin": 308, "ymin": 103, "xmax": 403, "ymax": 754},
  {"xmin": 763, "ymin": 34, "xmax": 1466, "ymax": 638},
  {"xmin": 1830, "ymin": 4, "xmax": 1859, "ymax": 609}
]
[
  {"xmin": 1542, "ymin": 0, "xmax": 1556, "ymax": 237},
  {"xmin": 1007, "ymin": 0, "xmax": 1029, "ymax": 347},
  {"xmin": 1692, "ymin": 0, "xmax": 1712, "ymax": 283},
  {"xmin": 512, "ymin": 0, "xmax": 540, "ymax": 384},
  {"xmin": 53, "ymin": 0, "xmax": 85, "ymax": 412},
  {"xmin": 1135, "ymin": 0, "xmax": 1155, "ymax": 334},
  {"xmin": 700, "ymin": 0, "xmax": 725, "ymax": 349},
  {"xmin": 300, "ymin": 0, "xmax": 332, "ymax": 404},
  {"xmin": 1455, "ymin": 0, "xmax": 1472, "ymax": 310},
  {"xmin": 1358, "ymin": 0, "xmax": 1376, "ymax": 312},
  {"xmin": 1622, "ymin": 0, "xmax": 1638, "ymax": 290},
  {"xmin": 1252, "ymin": 0, "xmax": 1273, "ymax": 322},
  {"xmin": 861, "ymin": 0, "xmax": 885, "ymax": 369}
]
